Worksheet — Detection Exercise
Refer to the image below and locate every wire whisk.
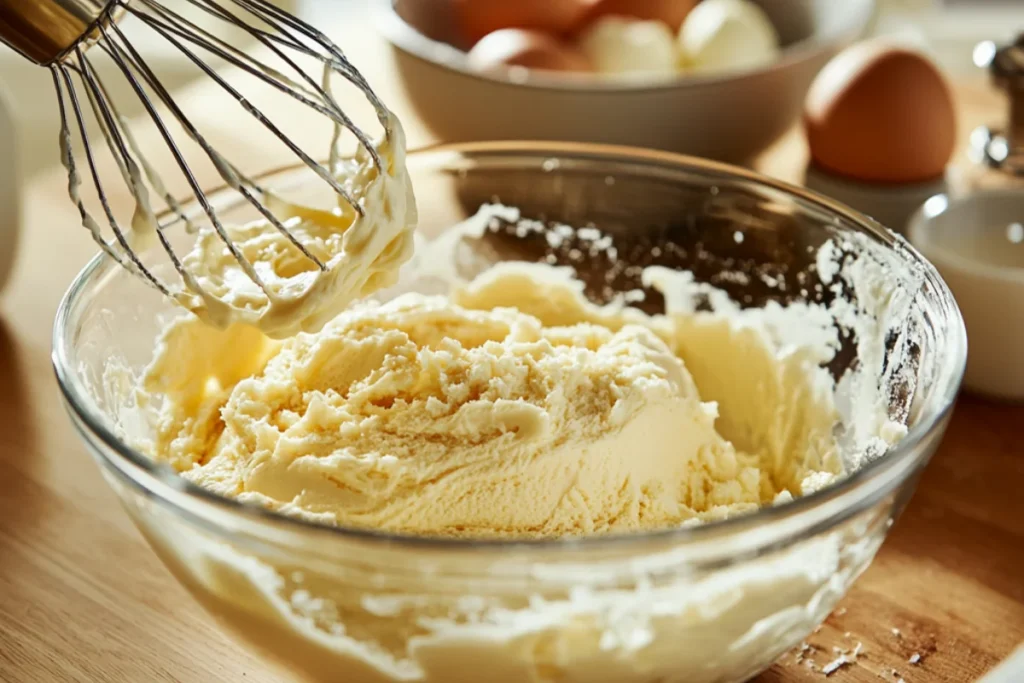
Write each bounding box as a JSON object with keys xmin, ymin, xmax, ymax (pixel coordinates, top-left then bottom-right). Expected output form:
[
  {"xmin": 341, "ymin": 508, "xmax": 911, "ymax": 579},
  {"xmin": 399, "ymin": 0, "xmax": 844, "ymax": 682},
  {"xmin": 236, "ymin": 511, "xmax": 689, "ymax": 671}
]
[{"xmin": 0, "ymin": 0, "xmax": 401, "ymax": 323}]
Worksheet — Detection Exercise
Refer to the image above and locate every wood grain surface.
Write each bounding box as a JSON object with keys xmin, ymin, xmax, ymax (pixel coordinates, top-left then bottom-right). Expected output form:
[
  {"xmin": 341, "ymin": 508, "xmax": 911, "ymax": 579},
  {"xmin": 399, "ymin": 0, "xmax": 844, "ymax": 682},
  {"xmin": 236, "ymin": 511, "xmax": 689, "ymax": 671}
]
[{"xmin": 0, "ymin": 7, "xmax": 1022, "ymax": 683}]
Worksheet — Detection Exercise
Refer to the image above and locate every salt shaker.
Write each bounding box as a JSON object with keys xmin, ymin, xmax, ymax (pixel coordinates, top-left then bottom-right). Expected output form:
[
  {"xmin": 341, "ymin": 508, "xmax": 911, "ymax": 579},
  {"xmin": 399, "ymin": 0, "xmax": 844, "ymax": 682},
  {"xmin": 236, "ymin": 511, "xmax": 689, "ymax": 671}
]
[
  {"xmin": 954, "ymin": 32, "xmax": 1024, "ymax": 192},
  {"xmin": 904, "ymin": 32, "xmax": 1024, "ymax": 401}
]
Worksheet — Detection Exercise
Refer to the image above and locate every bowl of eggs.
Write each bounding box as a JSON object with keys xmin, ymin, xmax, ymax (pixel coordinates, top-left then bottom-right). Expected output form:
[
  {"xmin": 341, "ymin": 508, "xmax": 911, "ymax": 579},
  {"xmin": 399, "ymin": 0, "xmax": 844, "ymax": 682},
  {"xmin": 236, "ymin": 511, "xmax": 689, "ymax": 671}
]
[{"xmin": 375, "ymin": 0, "xmax": 877, "ymax": 163}]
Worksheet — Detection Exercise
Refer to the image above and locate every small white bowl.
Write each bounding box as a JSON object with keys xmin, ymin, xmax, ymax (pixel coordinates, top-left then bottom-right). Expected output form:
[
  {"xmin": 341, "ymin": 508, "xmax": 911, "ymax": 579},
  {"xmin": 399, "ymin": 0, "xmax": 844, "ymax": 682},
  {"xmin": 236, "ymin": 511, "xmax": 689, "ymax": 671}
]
[{"xmin": 907, "ymin": 190, "xmax": 1024, "ymax": 401}]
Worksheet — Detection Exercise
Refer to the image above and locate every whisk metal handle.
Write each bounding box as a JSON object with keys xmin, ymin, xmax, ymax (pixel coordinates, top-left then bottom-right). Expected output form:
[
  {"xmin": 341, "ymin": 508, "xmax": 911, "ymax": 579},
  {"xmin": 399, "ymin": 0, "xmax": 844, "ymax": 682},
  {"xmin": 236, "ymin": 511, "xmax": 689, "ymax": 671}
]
[{"xmin": 0, "ymin": 0, "xmax": 114, "ymax": 65}]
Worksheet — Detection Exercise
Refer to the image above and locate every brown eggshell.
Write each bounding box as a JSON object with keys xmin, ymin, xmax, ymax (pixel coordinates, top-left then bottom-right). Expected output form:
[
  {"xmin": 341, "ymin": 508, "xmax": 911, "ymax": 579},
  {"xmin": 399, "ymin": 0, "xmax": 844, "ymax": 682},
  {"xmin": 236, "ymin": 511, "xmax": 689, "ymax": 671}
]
[
  {"xmin": 467, "ymin": 29, "xmax": 592, "ymax": 72},
  {"xmin": 804, "ymin": 41, "xmax": 957, "ymax": 184},
  {"xmin": 580, "ymin": 0, "xmax": 699, "ymax": 32},
  {"xmin": 454, "ymin": 0, "xmax": 595, "ymax": 47}
]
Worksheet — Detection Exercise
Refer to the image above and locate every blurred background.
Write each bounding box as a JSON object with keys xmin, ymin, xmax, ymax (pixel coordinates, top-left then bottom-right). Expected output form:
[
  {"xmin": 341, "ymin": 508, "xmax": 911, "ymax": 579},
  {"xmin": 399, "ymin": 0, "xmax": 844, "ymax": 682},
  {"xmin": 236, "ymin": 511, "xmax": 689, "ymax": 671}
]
[
  {"xmin": 0, "ymin": 0, "xmax": 1021, "ymax": 178},
  {"xmin": 0, "ymin": 3, "xmax": 1021, "ymax": 682}
]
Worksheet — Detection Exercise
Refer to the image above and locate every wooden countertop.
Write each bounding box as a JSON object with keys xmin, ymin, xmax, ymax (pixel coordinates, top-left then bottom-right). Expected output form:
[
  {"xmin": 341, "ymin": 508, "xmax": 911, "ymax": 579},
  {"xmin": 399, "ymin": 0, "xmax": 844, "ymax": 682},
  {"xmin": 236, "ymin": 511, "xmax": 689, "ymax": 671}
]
[{"xmin": 0, "ymin": 10, "xmax": 1022, "ymax": 683}]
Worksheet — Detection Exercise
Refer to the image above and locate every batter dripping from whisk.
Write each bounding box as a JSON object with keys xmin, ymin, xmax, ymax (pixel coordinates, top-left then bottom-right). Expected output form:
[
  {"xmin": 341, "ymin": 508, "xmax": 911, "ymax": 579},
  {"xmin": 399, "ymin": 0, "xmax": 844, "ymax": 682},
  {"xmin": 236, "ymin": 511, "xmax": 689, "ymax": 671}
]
[
  {"xmin": 59, "ymin": 96, "xmax": 415, "ymax": 338},
  {"xmin": 173, "ymin": 114, "xmax": 416, "ymax": 338},
  {"xmin": 1, "ymin": 0, "xmax": 418, "ymax": 339},
  {"xmin": 0, "ymin": 3, "xmax": 923, "ymax": 683}
]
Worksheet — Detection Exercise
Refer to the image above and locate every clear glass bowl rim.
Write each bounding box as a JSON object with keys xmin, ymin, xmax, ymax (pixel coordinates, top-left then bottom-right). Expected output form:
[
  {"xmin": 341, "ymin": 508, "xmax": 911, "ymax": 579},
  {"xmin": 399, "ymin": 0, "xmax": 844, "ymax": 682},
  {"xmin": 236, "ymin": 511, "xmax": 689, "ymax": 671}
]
[{"xmin": 51, "ymin": 140, "xmax": 967, "ymax": 554}]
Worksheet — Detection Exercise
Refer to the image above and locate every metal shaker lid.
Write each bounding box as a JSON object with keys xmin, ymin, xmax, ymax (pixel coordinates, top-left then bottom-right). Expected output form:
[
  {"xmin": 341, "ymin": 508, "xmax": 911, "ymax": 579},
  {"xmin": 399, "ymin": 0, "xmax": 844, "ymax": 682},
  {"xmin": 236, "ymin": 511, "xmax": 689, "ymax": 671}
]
[
  {"xmin": 989, "ymin": 34, "xmax": 1024, "ymax": 89},
  {"xmin": 971, "ymin": 33, "xmax": 1024, "ymax": 175}
]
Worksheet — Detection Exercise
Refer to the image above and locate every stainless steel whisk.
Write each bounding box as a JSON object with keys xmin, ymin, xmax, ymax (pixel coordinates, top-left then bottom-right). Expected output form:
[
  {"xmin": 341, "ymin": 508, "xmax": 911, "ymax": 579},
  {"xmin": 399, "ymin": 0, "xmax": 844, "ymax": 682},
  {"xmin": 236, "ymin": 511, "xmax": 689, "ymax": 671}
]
[{"xmin": 0, "ymin": 0, "xmax": 390, "ymax": 299}]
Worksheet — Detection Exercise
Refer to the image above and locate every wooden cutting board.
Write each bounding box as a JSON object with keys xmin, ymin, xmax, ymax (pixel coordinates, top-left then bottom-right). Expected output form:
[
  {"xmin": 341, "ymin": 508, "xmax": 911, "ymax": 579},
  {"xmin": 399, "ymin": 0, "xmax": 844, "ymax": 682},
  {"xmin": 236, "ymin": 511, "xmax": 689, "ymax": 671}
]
[{"xmin": 0, "ymin": 9, "xmax": 1021, "ymax": 683}]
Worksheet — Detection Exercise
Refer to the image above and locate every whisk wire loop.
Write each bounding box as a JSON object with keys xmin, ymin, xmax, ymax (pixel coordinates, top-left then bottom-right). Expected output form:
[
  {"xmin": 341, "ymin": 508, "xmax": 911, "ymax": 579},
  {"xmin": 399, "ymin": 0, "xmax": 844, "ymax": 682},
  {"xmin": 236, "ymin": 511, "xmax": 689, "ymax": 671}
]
[
  {"xmin": 74, "ymin": 49, "xmax": 193, "ymax": 291},
  {"xmin": 84, "ymin": 51, "xmax": 199, "ymax": 235},
  {"xmin": 101, "ymin": 19, "xmax": 274, "ymax": 298},
  {"xmin": 129, "ymin": 0, "xmax": 382, "ymax": 182},
  {"xmin": 113, "ymin": 9, "xmax": 331, "ymax": 269},
  {"xmin": 55, "ymin": 61, "xmax": 170, "ymax": 294},
  {"xmin": 44, "ymin": 0, "xmax": 391, "ymax": 303}
]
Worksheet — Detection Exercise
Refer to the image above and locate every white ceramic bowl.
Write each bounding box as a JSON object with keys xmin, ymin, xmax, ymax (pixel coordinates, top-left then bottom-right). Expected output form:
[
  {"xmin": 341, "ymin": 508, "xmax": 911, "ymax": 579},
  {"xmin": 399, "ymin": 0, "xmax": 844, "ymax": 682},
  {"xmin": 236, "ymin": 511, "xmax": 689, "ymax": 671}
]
[
  {"xmin": 907, "ymin": 191, "xmax": 1024, "ymax": 401},
  {"xmin": 375, "ymin": 0, "xmax": 876, "ymax": 164}
]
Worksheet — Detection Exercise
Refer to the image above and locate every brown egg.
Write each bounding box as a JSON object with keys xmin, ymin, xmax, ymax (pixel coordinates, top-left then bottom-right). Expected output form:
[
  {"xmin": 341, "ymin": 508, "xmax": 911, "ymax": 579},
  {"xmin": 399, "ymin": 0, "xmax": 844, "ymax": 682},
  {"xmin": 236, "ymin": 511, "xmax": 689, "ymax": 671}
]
[
  {"xmin": 580, "ymin": 0, "xmax": 699, "ymax": 32},
  {"xmin": 467, "ymin": 29, "xmax": 592, "ymax": 72},
  {"xmin": 454, "ymin": 0, "xmax": 595, "ymax": 47},
  {"xmin": 804, "ymin": 41, "xmax": 957, "ymax": 184}
]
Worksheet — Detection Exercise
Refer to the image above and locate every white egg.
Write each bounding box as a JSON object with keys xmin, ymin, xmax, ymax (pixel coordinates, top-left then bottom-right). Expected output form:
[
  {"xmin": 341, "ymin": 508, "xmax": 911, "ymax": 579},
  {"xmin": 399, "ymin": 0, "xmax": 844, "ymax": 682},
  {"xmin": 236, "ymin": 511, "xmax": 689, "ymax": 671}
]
[
  {"xmin": 578, "ymin": 16, "xmax": 679, "ymax": 78},
  {"xmin": 679, "ymin": 0, "xmax": 779, "ymax": 75}
]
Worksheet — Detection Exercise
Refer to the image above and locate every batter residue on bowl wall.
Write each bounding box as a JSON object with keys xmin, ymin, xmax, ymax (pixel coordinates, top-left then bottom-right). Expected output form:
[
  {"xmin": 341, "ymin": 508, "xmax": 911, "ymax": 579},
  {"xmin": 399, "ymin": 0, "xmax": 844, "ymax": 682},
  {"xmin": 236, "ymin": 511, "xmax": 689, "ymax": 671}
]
[{"xmin": 106, "ymin": 203, "xmax": 916, "ymax": 683}]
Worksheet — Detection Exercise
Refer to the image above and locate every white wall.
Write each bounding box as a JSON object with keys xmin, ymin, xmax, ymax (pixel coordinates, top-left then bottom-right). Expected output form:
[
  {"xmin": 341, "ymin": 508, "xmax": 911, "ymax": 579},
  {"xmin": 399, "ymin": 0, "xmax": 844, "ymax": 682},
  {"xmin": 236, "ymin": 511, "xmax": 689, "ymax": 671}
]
[{"xmin": 874, "ymin": 0, "xmax": 1024, "ymax": 75}]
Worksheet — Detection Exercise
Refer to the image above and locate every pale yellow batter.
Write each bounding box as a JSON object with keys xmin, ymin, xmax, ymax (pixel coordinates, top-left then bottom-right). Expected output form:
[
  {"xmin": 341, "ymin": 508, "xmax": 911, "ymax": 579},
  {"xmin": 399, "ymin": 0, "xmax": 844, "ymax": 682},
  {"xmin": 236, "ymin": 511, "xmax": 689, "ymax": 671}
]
[
  {"xmin": 93, "ymin": 76, "xmax": 915, "ymax": 681},
  {"xmin": 116, "ymin": 196, "xmax": 914, "ymax": 682},
  {"xmin": 135, "ymin": 260, "xmax": 841, "ymax": 538}
]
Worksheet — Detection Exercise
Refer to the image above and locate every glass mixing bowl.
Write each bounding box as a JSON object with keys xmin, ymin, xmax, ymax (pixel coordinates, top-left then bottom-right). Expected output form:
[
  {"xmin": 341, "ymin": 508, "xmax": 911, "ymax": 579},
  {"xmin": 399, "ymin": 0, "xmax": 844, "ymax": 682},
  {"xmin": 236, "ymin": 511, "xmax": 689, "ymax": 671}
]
[{"xmin": 53, "ymin": 143, "xmax": 966, "ymax": 683}]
